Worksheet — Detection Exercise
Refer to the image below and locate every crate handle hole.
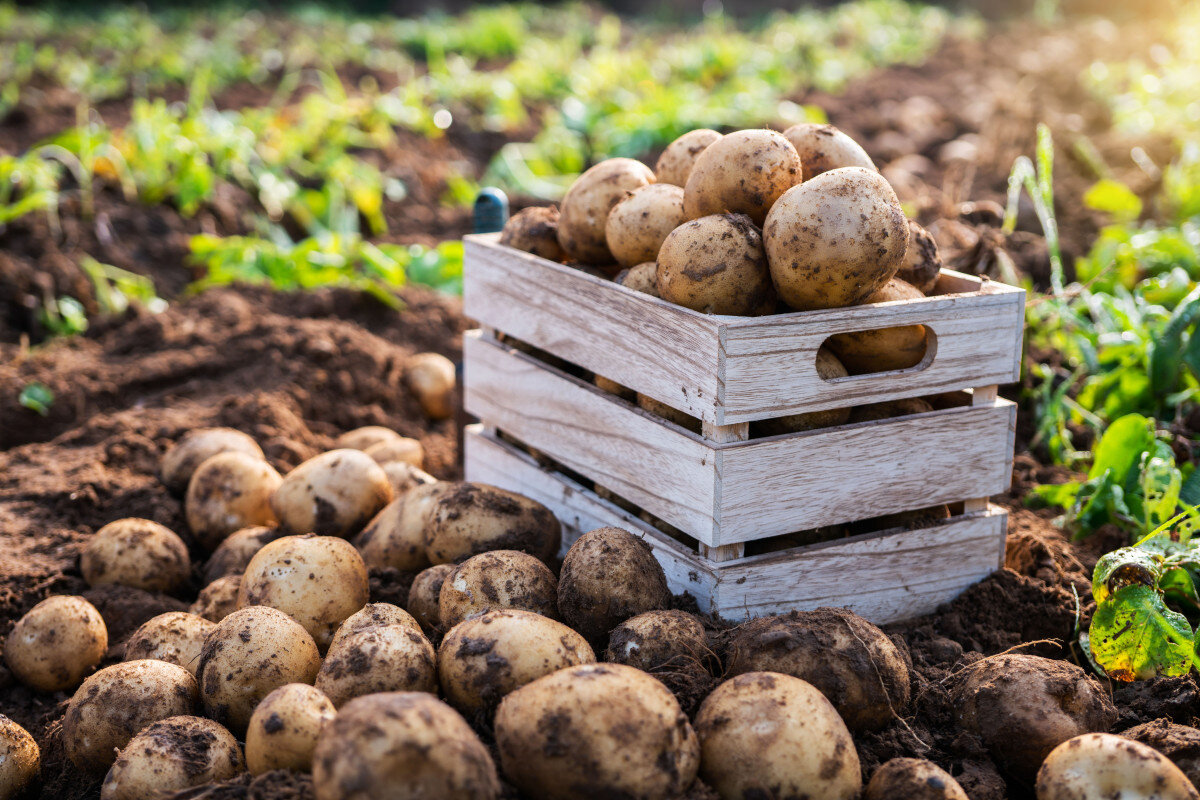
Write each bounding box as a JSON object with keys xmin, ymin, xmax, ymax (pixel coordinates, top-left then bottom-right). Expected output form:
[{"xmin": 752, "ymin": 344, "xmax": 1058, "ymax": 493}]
[{"xmin": 818, "ymin": 327, "xmax": 938, "ymax": 379}]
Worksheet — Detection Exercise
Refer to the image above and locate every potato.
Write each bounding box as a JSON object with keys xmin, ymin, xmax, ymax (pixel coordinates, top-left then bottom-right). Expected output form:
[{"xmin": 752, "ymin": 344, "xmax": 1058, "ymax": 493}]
[
  {"xmin": 605, "ymin": 609, "xmax": 708, "ymax": 672},
  {"xmin": 63, "ymin": 660, "xmax": 198, "ymax": 773},
  {"xmin": 381, "ymin": 461, "xmax": 437, "ymax": 496},
  {"xmin": 404, "ymin": 352, "xmax": 457, "ymax": 420},
  {"xmin": 0, "ymin": 715, "xmax": 39, "ymax": 800},
  {"xmin": 557, "ymin": 158, "xmax": 655, "ymax": 264},
  {"xmin": 316, "ymin": 624, "xmax": 437, "ymax": 708},
  {"xmin": 726, "ymin": 607, "xmax": 911, "ymax": 732},
  {"xmin": 5, "ymin": 595, "xmax": 107, "ymax": 692},
  {"xmin": 197, "ymin": 605, "xmax": 322, "ymax": 734},
  {"xmin": 365, "ymin": 436, "xmax": 424, "ymax": 469},
  {"xmin": 245, "ymin": 683, "xmax": 335, "ymax": 774},
  {"xmin": 604, "ymin": 184, "xmax": 687, "ymax": 268},
  {"xmin": 496, "ymin": 663, "xmax": 698, "ymax": 800},
  {"xmin": 190, "ymin": 575, "xmax": 241, "ymax": 622},
  {"xmin": 353, "ymin": 484, "xmax": 451, "ymax": 573},
  {"xmin": 439, "ymin": 551, "xmax": 558, "ymax": 629},
  {"xmin": 1122, "ymin": 719, "xmax": 1200, "ymax": 788},
  {"xmin": 615, "ymin": 261, "xmax": 660, "ymax": 297},
  {"xmin": 558, "ymin": 527, "xmax": 672, "ymax": 644},
  {"xmin": 827, "ymin": 279, "xmax": 928, "ymax": 374},
  {"xmin": 897, "ymin": 219, "xmax": 942, "ymax": 294},
  {"xmin": 313, "ymin": 692, "xmax": 500, "ymax": 800},
  {"xmin": 424, "ymin": 483, "xmax": 560, "ymax": 565},
  {"xmin": 849, "ymin": 397, "xmax": 935, "ymax": 423},
  {"xmin": 124, "ymin": 612, "xmax": 214, "ymax": 677},
  {"xmin": 696, "ymin": 672, "xmax": 861, "ymax": 800},
  {"xmin": 951, "ymin": 653, "xmax": 1117, "ymax": 785},
  {"xmin": 239, "ymin": 534, "xmax": 369, "ymax": 651},
  {"xmin": 1037, "ymin": 733, "xmax": 1199, "ymax": 800},
  {"xmin": 80, "ymin": 518, "xmax": 191, "ymax": 596},
  {"xmin": 683, "ymin": 129, "xmax": 801, "ymax": 225},
  {"xmin": 438, "ymin": 609, "xmax": 594, "ymax": 716},
  {"xmin": 866, "ymin": 758, "xmax": 968, "ymax": 800},
  {"xmin": 655, "ymin": 129, "xmax": 722, "ymax": 187},
  {"xmin": 752, "ymin": 347, "xmax": 851, "ymax": 436},
  {"xmin": 100, "ymin": 716, "xmax": 244, "ymax": 800},
  {"xmin": 334, "ymin": 425, "xmax": 403, "ymax": 451},
  {"xmin": 657, "ymin": 213, "xmax": 775, "ymax": 316},
  {"xmin": 408, "ymin": 564, "xmax": 455, "ymax": 635},
  {"xmin": 783, "ymin": 122, "xmax": 876, "ymax": 182},
  {"xmin": 499, "ymin": 205, "xmax": 565, "ymax": 262},
  {"xmin": 203, "ymin": 525, "xmax": 278, "ymax": 585},
  {"xmin": 161, "ymin": 428, "xmax": 263, "ymax": 492},
  {"xmin": 765, "ymin": 166, "xmax": 908, "ymax": 311},
  {"xmin": 271, "ymin": 449, "xmax": 392, "ymax": 538},
  {"xmin": 186, "ymin": 451, "xmax": 282, "ymax": 550},
  {"xmin": 330, "ymin": 602, "xmax": 422, "ymax": 651},
  {"xmin": 637, "ymin": 393, "xmax": 701, "ymax": 433}
]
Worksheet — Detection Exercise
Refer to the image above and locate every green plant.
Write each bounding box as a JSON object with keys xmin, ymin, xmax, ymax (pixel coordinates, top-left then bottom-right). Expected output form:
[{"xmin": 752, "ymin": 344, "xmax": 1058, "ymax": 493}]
[{"xmin": 17, "ymin": 382, "xmax": 55, "ymax": 416}]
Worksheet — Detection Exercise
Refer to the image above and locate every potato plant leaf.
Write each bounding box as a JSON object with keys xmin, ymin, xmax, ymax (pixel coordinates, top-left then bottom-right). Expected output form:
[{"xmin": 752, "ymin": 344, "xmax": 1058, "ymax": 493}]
[
  {"xmin": 1089, "ymin": 584, "xmax": 1195, "ymax": 681},
  {"xmin": 18, "ymin": 382, "xmax": 54, "ymax": 416}
]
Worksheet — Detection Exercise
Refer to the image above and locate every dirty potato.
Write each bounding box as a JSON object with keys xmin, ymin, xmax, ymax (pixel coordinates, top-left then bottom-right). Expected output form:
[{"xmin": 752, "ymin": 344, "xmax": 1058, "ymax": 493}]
[
  {"xmin": 81, "ymin": 518, "xmax": 191, "ymax": 594},
  {"xmin": 683, "ymin": 129, "xmax": 801, "ymax": 225},
  {"xmin": 605, "ymin": 183, "xmax": 687, "ymax": 268},
  {"xmin": 365, "ymin": 436, "xmax": 424, "ymax": 469},
  {"xmin": 408, "ymin": 564, "xmax": 456, "ymax": 635},
  {"xmin": 5, "ymin": 595, "xmax": 108, "ymax": 692},
  {"xmin": 315, "ymin": 624, "xmax": 437, "ymax": 708},
  {"xmin": 655, "ymin": 129, "xmax": 722, "ymax": 187},
  {"xmin": 190, "ymin": 575, "xmax": 241, "ymax": 622},
  {"xmin": 499, "ymin": 205, "xmax": 565, "ymax": 262},
  {"xmin": 329, "ymin": 602, "xmax": 422, "ymax": 651},
  {"xmin": 245, "ymin": 683, "xmax": 336, "ymax": 774},
  {"xmin": 161, "ymin": 428, "xmax": 263, "ymax": 492},
  {"xmin": 752, "ymin": 347, "xmax": 851, "ymax": 436},
  {"xmin": 438, "ymin": 551, "xmax": 559, "ymax": 629},
  {"xmin": 405, "ymin": 352, "xmax": 457, "ymax": 421},
  {"xmin": 123, "ymin": 612, "xmax": 214, "ymax": 677},
  {"xmin": 897, "ymin": 219, "xmax": 942, "ymax": 294},
  {"xmin": 1037, "ymin": 733, "xmax": 1199, "ymax": 800},
  {"xmin": 186, "ymin": 452, "xmax": 282, "ymax": 550},
  {"xmin": 605, "ymin": 609, "xmax": 710, "ymax": 673},
  {"xmin": 100, "ymin": 716, "xmax": 244, "ymax": 800},
  {"xmin": 657, "ymin": 213, "xmax": 775, "ymax": 315},
  {"xmin": 827, "ymin": 279, "xmax": 929, "ymax": 373},
  {"xmin": 424, "ymin": 483, "xmax": 560, "ymax": 565},
  {"xmin": 271, "ymin": 449, "xmax": 392, "ymax": 538},
  {"xmin": 557, "ymin": 158, "xmax": 656, "ymax": 264},
  {"xmin": 0, "ymin": 715, "xmax": 39, "ymax": 800},
  {"xmin": 848, "ymin": 397, "xmax": 935, "ymax": 423},
  {"xmin": 865, "ymin": 758, "xmax": 969, "ymax": 800},
  {"xmin": 783, "ymin": 122, "xmax": 876, "ymax": 181},
  {"xmin": 381, "ymin": 461, "xmax": 437, "ymax": 496},
  {"xmin": 334, "ymin": 426, "xmax": 403, "ymax": 452},
  {"xmin": 203, "ymin": 525, "xmax": 279, "ymax": 585},
  {"xmin": 353, "ymin": 483, "xmax": 453, "ymax": 573},
  {"xmin": 615, "ymin": 261, "xmax": 660, "ymax": 297}
]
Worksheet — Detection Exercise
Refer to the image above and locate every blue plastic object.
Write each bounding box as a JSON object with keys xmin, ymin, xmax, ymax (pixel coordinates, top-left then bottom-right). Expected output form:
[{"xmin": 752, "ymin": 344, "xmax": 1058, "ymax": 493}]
[{"xmin": 474, "ymin": 187, "xmax": 510, "ymax": 234}]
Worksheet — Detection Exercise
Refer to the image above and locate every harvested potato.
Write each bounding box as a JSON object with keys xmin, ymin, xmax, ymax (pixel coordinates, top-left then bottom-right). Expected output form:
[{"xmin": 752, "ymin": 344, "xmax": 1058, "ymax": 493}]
[
  {"xmin": 190, "ymin": 575, "xmax": 241, "ymax": 622},
  {"xmin": 615, "ymin": 261, "xmax": 660, "ymax": 297},
  {"xmin": 683, "ymin": 129, "xmax": 801, "ymax": 225},
  {"xmin": 1037, "ymin": 733, "xmax": 1199, "ymax": 800},
  {"xmin": 271, "ymin": 449, "xmax": 392, "ymax": 538},
  {"xmin": 313, "ymin": 692, "xmax": 499, "ymax": 800},
  {"xmin": 424, "ymin": 483, "xmax": 560, "ymax": 565},
  {"xmin": 334, "ymin": 425, "xmax": 404, "ymax": 451},
  {"xmin": 951, "ymin": 653, "xmax": 1117, "ymax": 785},
  {"xmin": 752, "ymin": 347, "xmax": 851, "ymax": 436},
  {"xmin": 197, "ymin": 605, "xmax": 322, "ymax": 734},
  {"xmin": 870, "ymin": 504, "xmax": 952, "ymax": 532},
  {"xmin": 439, "ymin": 551, "xmax": 558, "ymax": 629},
  {"xmin": 765, "ymin": 166, "xmax": 908, "ymax": 311},
  {"xmin": 606, "ymin": 609, "xmax": 709, "ymax": 672},
  {"xmin": 100, "ymin": 716, "xmax": 244, "ymax": 800},
  {"xmin": 124, "ymin": 612, "xmax": 214, "ymax": 677},
  {"xmin": 1123, "ymin": 719, "xmax": 1200, "ymax": 788},
  {"xmin": 405, "ymin": 352, "xmax": 457, "ymax": 421},
  {"xmin": 866, "ymin": 758, "xmax": 968, "ymax": 800},
  {"xmin": 63, "ymin": 660, "xmax": 198, "ymax": 773},
  {"xmin": 657, "ymin": 213, "xmax": 775, "ymax": 316},
  {"xmin": 696, "ymin": 672, "xmax": 861, "ymax": 800},
  {"xmin": 203, "ymin": 525, "xmax": 278, "ymax": 585},
  {"xmin": 557, "ymin": 158, "xmax": 655, "ymax": 264},
  {"xmin": 439, "ymin": 609, "xmax": 595, "ymax": 716},
  {"xmin": 499, "ymin": 205, "xmax": 565, "ymax": 262},
  {"xmin": 365, "ymin": 436, "xmax": 424, "ymax": 469},
  {"xmin": 186, "ymin": 452, "xmax": 282, "ymax": 550},
  {"xmin": 161, "ymin": 428, "xmax": 263, "ymax": 492},
  {"xmin": 316, "ymin": 624, "xmax": 437, "ymax": 708},
  {"xmin": 496, "ymin": 663, "xmax": 697, "ymax": 800},
  {"xmin": 81, "ymin": 518, "xmax": 191, "ymax": 595},
  {"xmin": 827, "ymin": 279, "xmax": 928, "ymax": 373},
  {"xmin": 353, "ymin": 485, "xmax": 450, "ymax": 573},
  {"xmin": 558, "ymin": 527, "xmax": 672, "ymax": 644},
  {"xmin": 239, "ymin": 534, "xmax": 369, "ymax": 651},
  {"xmin": 381, "ymin": 461, "xmax": 437, "ymax": 496},
  {"xmin": 849, "ymin": 397, "xmax": 935, "ymax": 423},
  {"xmin": 329, "ymin": 602, "xmax": 422, "ymax": 651},
  {"xmin": 245, "ymin": 683, "xmax": 336, "ymax": 775},
  {"xmin": 783, "ymin": 122, "xmax": 876, "ymax": 181},
  {"xmin": 637, "ymin": 393, "xmax": 701, "ymax": 433},
  {"xmin": 897, "ymin": 219, "xmax": 942, "ymax": 293},
  {"xmin": 655, "ymin": 129, "xmax": 722, "ymax": 187},
  {"xmin": 0, "ymin": 715, "xmax": 39, "ymax": 800},
  {"xmin": 5, "ymin": 595, "xmax": 107, "ymax": 692},
  {"xmin": 727, "ymin": 608, "xmax": 910, "ymax": 732},
  {"xmin": 408, "ymin": 564, "xmax": 455, "ymax": 635},
  {"xmin": 605, "ymin": 184, "xmax": 687, "ymax": 268}
]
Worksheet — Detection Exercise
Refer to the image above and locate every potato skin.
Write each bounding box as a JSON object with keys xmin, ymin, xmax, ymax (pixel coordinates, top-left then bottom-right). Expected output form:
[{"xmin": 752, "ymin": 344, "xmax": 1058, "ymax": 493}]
[
  {"xmin": 657, "ymin": 213, "xmax": 775, "ymax": 315},
  {"xmin": 329, "ymin": 602, "xmax": 422, "ymax": 651},
  {"xmin": 848, "ymin": 397, "xmax": 935, "ymax": 423},
  {"xmin": 765, "ymin": 166, "xmax": 909, "ymax": 311},
  {"xmin": 365, "ymin": 437, "xmax": 424, "ymax": 470},
  {"xmin": 186, "ymin": 452, "xmax": 282, "ymax": 550},
  {"xmin": 865, "ymin": 758, "xmax": 968, "ymax": 800},
  {"xmin": 495, "ymin": 663, "xmax": 699, "ymax": 800},
  {"xmin": 827, "ymin": 279, "xmax": 928, "ymax": 374},
  {"xmin": 439, "ymin": 550, "xmax": 559, "ymax": 629},
  {"xmin": 1036, "ymin": 733, "xmax": 1199, "ymax": 800},
  {"xmin": 557, "ymin": 158, "xmax": 655, "ymax": 264},
  {"xmin": 270, "ymin": 449, "xmax": 393, "ymax": 538},
  {"xmin": 334, "ymin": 426, "xmax": 402, "ymax": 452},
  {"xmin": 783, "ymin": 122, "xmax": 876, "ymax": 182},
  {"xmin": 381, "ymin": 461, "xmax": 437, "ymax": 496},
  {"xmin": 424, "ymin": 483, "xmax": 561, "ymax": 565},
  {"xmin": 897, "ymin": 219, "xmax": 942, "ymax": 294},
  {"xmin": 353, "ymin": 485, "xmax": 448, "ymax": 573},
  {"xmin": 5, "ymin": 595, "xmax": 108, "ymax": 692},
  {"xmin": 203, "ymin": 525, "xmax": 279, "ymax": 585},
  {"xmin": 161, "ymin": 428, "xmax": 262, "ymax": 492},
  {"xmin": 605, "ymin": 184, "xmax": 687, "ymax": 268},
  {"xmin": 313, "ymin": 692, "xmax": 500, "ymax": 800},
  {"xmin": 100, "ymin": 715, "xmax": 244, "ymax": 800},
  {"xmin": 615, "ymin": 262, "xmax": 660, "ymax": 297},
  {"xmin": 405, "ymin": 352, "xmax": 457, "ymax": 421},
  {"xmin": 683, "ymin": 129, "xmax": 801, "ymax": 225},
  {"xmin": 408, "ymin": 564, "xmax": 455, "ymax": 635},
  {"xmin": 81, "ymin": 518, "xmax": 191, "ymax": 594},
  {"xmin": 190, "ymin": 575, "xmax": 241, "ymax": 622},
  {"xmin": 316, "ymin": 624, "xmax": 436, "ymax": 708},
  {"xmin": 655, "ymin": 129, "xmax": 722, "ymax": 187},
  {"xmin": 0, "ymin": 715, "xmax": 40, "ymax": 800},
  {"xmin": 500, "ymin": 205, "xmax": 565, "ymax": 262},
  {"xmin": 752, "ymin": 347, "xmax": 851, "ymax": 436},
  {"xmin": 605, "ymin": 609, "xmax": 708, "ymax": 673},
  {"xmin": 245, "ymin": 683, "xmax": 336, "ymax": 774},
  {"xmin": 123, "ymin": 611, "xmax": 214, "ymax": 677},
  {"xmin": 726, "ymin": 608, "xmax": 911, "ymax": 732},
  {"xmin": 696, "ymin": 672, "xmax": 861, "ymax": 800}
]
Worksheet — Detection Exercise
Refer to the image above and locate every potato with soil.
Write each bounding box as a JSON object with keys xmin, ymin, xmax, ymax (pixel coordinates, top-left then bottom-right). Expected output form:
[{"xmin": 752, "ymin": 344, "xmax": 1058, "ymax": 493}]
[
  {"xmin": 203, "ymin": 525, "xmax": 278, "ymax": 584},
  {"xmin": 657, "ymin": 213, "xmax": 775, "ymax": 315},
  {"xmin": 313, "ymin": 692, "xmax": 500, "ymax": 800},
  {"xmin": 615, "ymin": 261, "xmax": 660, "ymax": 297},
  {"xmin": 848, "ymin": 397, "xmax": 935, "ymax": 423},
  {"xmin": 765, "ymin": 166, "xmax": 908, "ymax": 310},
  {"xmin": 405, "ymin": 352, "xmax": 457, "ymax": 420},
  {"xmin": 605, "ymin": 183, "xmax": 687, "ymax": 268},
  {"xmin": 381, "ymin": 461, "xmax": 437, "ymax": 496},
  {"xmin": 783, "ymin": 122, "xmax": 876, "ymax": 181},
  {"xmin": 439, "ymin": 609, "xmax": 595, "ymax": 716},
  {"xmin": 270, "ymin": 449, "xmax": 392, "ymax": 538},
  {"xmin": 696, "ymin": 671, "xmax": 861, "ymax": 800},
  {"xmin": 1036, "ymin": 733, "xmax": 1199, "ymax": 800},
  {"xmin": 365, "ymin": 436, "xmax": 424, "ymax": 469},
  {"xmin": 408, "ymin": 564, "xmax": 455, "ymax": 635},
  {"xmin": 197, "ymin": 605, "xmax": 321, "ymax": 734},
  {"xmin": 333, "ymin": 426, "xmax": 404, "ymax": 451},
  {"xmin": 557, "ymin": 158, "xmax": 656, "ymax": 264},
  {"xmin": 655, "ymin": 129, "xmax": 722, "ymax": 187},
  {"xmin": 683, "ymin": 129, "xmax": 801, "ymax": 225},
  {"xmin": 161, "ymin": 428, "xmax": 263, "ymax": 492},
  {"xmin": 827, "ymin": 279, "xmax": 929, "ymax": 373},
  {"xmin": 865, "ymin": 758, "xmax": 969, "ymax": 800},
  {"xmin": 353, "ymin": 483, "xmax": 453, "ymax": 573},
  {"xmin": 316, "ymin": 624, "xmax": 437, "ymax": 707},
  {"xmin": 1123, "ymin": 719, "xmax": 1200, "ymax": 788},
  {"xmin": 752, "ymin": 347, "xmax": 851, "ymax": 436},
  {"xmin": 329, "ymin": 602, "xmax": 422, "ymax": 651},
  {"xmin": 81, "ymin": 518, "xmax": 191, "ymax": 594},
  {"xmin": 63, "ymin": 660, "xmax": 199, "ymax": 773},
  {"xmin": 238, "ymin": 534, "xmax": 369, "ymax": 651},
  {"xmin": 124, "ymin": 612, "xmax": 214, "ymax": 677},
  {"xmin": 424, "ymin": 483, "xmax": 560, "ymax": 565},
  {"xmin": 245, "ymin": 683, "xmax": 336, "ymax": 774},
  {"xmin": 0, "ymin": 715, "xmax": 39, "ymax": 800},
  {"xmin": 499, "ymin": 205, "xmax": 565, "ymax": 262},
  {"xmin": 897, "ymin": 218, "xmax": 942, "ymax": 293},
  {"xmin": 5, "ymin": 595, "xmax": 108, "ymax": 692},
  {"xmin": 726, "ymin": 607, "xmax": 910, "ymax": 732},
  {"xmin": 495, "ymin": 663, "xmax": 698, "ymax": 800},
  {"xmin": 100, "ymin": 715, "xmax": 244, "ymax": 800},
  {"xmin": 439, "ymin": 550, "xmax": 559, "ymax": 629},
  {"xmin": 951, "ymin": 653, "xmax": 1117, "ymax": 785},
  {"xmin": 606, "ymin": 609, "xmax": 709, "ymax": 672},
  {"xmin": 558, "ymin": 527, "xmax": 672, "ymax": 645},
  {"xmin": 186, "ymin": 451, "xmax": 282, "ymax": 550},
  {"xmin": 190, "ymin": 575, "xmax": 241, "ymax": 622}
]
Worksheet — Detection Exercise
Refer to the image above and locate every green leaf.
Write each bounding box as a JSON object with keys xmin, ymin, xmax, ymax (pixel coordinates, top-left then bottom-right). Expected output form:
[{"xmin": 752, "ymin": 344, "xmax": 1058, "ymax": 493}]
[
  {"xmin": 1089, "ymin": 583, "xmax": 1195, "ymax": 681},
  {"xmin": 1084, "ymin": 179, "xmax": 1143, "ymax": 223},
  {"xmin": 1088, "ymin": 413, "xmax": 1154, "ymax": 482},
  {"xmin": 18, "ymin": 382, "xmax": 54, "ymax": 416}
]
